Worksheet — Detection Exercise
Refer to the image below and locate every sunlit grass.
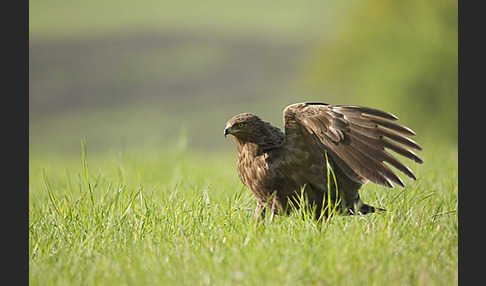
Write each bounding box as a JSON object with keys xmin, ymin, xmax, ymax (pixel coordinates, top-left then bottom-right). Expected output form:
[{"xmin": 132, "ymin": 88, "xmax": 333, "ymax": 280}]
[{"xmin": 29, "ymin": 141, "xmax": 457, "ymax": 285}]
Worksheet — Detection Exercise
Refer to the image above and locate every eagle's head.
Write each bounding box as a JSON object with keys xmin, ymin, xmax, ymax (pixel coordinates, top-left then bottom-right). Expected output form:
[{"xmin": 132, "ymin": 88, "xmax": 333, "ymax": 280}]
[
  {"xmin": 224, "ymin": 113, "xmax": 285, "ymax": 152},
  {"xmin": 224, "ymin": 113, "xmax": 263, "ymax": 140}
]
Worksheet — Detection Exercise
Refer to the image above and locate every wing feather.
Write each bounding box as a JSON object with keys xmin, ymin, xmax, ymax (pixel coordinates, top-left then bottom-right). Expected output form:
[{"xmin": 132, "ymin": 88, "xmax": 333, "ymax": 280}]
[
  {"xmin": 334, "ymin": 105, "xmax": 399, "ymax": 120},
  {"xmin": 283, "ymin": 102, "xmax": 423, "ymax": 188},
  {"xmin": 346, "ymin": 132, "xmax": 414, "ymax": 181},
  {"xmin": 362, "ymin": 114, "xmax": 416, "ymax": 136},
  {"xmin": 315, "ymin": 135, "xmax": 393, "ymax": 187}
]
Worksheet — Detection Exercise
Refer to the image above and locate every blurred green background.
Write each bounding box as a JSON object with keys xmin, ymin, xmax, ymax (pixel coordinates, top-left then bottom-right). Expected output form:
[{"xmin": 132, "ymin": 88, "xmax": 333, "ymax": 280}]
[{"xmin": 30, "ymin": 0, "xmax": 457, "ymax": 158}]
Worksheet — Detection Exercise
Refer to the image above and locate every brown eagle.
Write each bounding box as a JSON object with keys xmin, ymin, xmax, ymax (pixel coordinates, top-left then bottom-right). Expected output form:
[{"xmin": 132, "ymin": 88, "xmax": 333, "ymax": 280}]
[{"xmin": 224, "ymin": 102, "xmax": 423, "ymax": 220}]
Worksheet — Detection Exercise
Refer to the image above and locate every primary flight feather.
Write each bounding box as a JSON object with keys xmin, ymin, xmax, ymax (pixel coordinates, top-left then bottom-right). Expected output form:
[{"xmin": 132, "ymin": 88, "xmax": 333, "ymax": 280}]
[{"xmin": 224, "ymin": 102, "xmax": 423, "ymax": 219}]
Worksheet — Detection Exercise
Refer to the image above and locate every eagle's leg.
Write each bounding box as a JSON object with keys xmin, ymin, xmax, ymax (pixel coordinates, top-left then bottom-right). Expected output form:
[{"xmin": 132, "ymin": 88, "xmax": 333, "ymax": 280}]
[
  {"xmin": 253, "ymin": 203, "xmax": 266, "ymax": 221},
  {"xmin": 253, "ymin": 197, "xmax": 281, "ymax": 221}
]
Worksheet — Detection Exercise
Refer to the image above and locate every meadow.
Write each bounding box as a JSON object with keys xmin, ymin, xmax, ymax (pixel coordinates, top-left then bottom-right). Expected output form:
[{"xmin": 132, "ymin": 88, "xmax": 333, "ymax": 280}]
[
  {"xmin": 29, "ymin": 0, "xmax": 457, "ymax": 284},
  {"xmin": 29, "ymin": 138, "xmax": 457, "ymax": 285}
]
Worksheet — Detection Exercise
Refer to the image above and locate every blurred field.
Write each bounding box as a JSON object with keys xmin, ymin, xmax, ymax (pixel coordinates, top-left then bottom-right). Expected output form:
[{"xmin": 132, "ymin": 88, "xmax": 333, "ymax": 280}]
[
  {"xmin": 30, "ymin": 0, "xmax": 339, "ymax": 40},
  {"xmin": 30, "ymin": 0, "xmax": 457, "ymax": 155},
  {"xmin": 29, "ymin": 0, "xmax": 457, "ymax": 285},
  {"xmin": 29, "ymin": 31, "xmax": 308, "ymax": 154}
]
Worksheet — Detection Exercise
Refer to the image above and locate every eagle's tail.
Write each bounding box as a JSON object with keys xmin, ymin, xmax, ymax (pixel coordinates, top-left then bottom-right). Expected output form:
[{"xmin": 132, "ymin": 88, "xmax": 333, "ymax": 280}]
[
  {"xmin": 358, "ymin": 203, "xmax": 386, "ymax": 214},
  {"xmin": 348, "ymin": 200, "xmax": 386, "ymax": 215}
]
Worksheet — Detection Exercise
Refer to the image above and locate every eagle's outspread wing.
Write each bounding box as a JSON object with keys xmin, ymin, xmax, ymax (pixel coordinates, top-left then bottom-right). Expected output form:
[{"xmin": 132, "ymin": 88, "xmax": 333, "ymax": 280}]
[{"xmin": 283, "ymin": 102, "xmax": 423, "ymax": 188}]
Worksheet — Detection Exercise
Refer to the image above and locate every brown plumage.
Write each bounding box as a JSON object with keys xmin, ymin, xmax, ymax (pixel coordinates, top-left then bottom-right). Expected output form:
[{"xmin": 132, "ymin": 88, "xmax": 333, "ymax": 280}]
[{"xmin": 224, "ymin": 102, "xmax": 423, "ymax": 220}]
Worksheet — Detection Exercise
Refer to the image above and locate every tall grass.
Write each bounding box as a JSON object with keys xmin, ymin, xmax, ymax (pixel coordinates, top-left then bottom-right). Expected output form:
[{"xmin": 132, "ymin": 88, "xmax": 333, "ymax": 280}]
[{"xmin": 29, "ymin": 141, "xmax": 457, "ymax": 285}]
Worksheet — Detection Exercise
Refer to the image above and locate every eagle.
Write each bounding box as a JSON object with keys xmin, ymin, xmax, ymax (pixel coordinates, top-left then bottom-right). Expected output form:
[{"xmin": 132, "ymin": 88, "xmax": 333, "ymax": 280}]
[{"xmin": 224, "ymin": 102, "xmax": 423, "ymax": 220}]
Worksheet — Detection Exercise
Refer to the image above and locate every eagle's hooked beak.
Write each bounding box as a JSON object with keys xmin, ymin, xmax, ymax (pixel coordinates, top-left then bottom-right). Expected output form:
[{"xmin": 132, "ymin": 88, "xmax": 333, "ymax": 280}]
[{"xmin": 224, "ymin": 127, "xmax": 230, "ymax": 138}]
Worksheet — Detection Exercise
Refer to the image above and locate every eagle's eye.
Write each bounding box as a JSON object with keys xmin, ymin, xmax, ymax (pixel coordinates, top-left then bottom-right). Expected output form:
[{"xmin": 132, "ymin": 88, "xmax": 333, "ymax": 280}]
[{"xmin": 235, "ymin": 123, "xmax": 244, "ymax": 128}]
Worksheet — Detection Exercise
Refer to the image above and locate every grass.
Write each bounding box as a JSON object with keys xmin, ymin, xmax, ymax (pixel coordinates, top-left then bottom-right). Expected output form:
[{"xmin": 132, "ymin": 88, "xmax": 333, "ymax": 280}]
[{"xmin": 29, "ymin": 139, "xmax": 457, "ymax": 285}]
